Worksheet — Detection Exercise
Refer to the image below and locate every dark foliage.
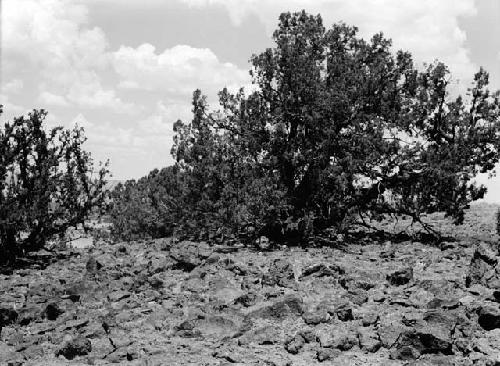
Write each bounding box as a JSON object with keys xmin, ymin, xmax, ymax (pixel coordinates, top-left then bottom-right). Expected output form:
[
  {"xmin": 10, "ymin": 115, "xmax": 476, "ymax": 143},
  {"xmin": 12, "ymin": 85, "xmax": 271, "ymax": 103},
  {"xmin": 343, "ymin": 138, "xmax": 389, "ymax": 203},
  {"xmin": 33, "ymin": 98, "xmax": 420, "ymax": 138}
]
[
  {"xmin": 0, "ymin": 107, "xmax": 109, "ymax": 263},
  {"xmin": 110, "ymin": 11, "xmax": 500, "ymax": 243}
]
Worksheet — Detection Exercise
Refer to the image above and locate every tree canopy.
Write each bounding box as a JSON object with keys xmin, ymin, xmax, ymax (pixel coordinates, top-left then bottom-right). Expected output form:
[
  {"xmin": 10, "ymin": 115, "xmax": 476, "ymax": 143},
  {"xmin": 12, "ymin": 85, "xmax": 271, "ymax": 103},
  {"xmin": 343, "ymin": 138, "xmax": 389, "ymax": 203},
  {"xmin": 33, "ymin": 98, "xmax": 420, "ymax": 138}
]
[{"xmin": 111, "ymin": 11, "xmax": 500, "ymax": 243}]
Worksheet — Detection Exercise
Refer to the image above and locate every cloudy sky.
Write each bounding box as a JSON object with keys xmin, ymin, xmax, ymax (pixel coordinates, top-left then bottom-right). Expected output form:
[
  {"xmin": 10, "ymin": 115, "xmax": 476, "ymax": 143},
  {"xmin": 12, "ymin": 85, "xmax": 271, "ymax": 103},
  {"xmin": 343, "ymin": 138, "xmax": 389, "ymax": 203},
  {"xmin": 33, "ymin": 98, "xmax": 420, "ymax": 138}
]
[{"xmin": 2, "ymin": 0, "xmax": 500, "ymax": 199}]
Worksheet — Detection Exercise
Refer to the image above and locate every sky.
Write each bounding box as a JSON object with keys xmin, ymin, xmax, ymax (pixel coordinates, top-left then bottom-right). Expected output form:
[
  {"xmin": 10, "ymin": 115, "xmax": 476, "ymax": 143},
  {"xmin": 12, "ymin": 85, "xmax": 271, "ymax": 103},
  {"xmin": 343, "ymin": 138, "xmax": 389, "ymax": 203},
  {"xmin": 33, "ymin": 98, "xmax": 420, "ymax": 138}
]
[{"xmin": 1, "ymin": 0, "xmax": 500, "ymax": 200}]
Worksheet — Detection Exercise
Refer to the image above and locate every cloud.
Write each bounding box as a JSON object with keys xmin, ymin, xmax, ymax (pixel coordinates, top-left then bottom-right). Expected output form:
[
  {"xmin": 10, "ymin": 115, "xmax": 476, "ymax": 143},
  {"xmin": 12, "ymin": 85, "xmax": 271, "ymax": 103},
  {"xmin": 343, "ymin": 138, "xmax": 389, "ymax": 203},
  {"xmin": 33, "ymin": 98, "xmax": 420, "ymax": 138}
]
[
  {"xmin": 182, "ymin": 0, "xmax": 478, "ymax": 89},
  {"xmin": 2, "ymin": 79, "xmax": 24, "ymax": 94},
  {"xmin": 112, "ymin": 44, "xmax": 251, "ymax": 98},
  {"xmin": 2, "ymin": 0, "xmax": 134, "ymax": 112},
  {"xmin": 77, "ymin": 101, "xmax": 189, "ymax": 178}
]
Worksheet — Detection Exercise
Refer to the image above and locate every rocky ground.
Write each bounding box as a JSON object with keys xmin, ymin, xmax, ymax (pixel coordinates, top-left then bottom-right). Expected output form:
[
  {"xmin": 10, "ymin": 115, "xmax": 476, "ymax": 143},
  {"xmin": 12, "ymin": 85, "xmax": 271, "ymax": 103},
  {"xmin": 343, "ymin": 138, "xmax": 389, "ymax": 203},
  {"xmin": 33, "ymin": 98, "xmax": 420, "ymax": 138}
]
[{"xmin": 2, "ymin": 204, "xmax": 500, "ymax": 365}]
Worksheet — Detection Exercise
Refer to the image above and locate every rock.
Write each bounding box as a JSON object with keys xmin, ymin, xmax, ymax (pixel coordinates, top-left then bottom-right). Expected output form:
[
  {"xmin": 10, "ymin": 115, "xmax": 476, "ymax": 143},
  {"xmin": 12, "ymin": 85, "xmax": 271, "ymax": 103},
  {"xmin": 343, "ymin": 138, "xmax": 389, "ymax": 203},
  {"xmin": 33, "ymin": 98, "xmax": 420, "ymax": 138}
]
[
  {"xmin": 42, "ymin": 302, "xmax": 64, "ymax": 321},
  {"xmin": 316, "ymin": 348, "xmax": 340, "ymax": 362},
  {"xmin": 466, "ymin": 243, "xmax": 500, "ymax": 289},
  {"xmin": 387, "ymin": 268, "xmax": 413, "ymax": 286},
  {"xmin": 238, "ymin": 326, "xmax": 281, "ymax": 345},
  {"xmin": 262, "ymin": 259, "xmax": 295, "ymax": 287},
  {"xmin": 477, "ymin": 304, "xmax": 500, "ymax": 330},
  {"xmin": 56, "ymin": 336, "xmax": 91, "ymax": 360},
  {"xmin": 0, "ymin": 307, "xmax": 17, "ymax": 334},
  {"xmin": 346, "ymin": 288, "xmax": 368, "ymax": 305},
  {"xmin": 361, "ymin": 312, "xmax": 379, "ymax": 327},
  {"xmin": 358, "ymin": 328, "xmax": 381, "ymax": 353},
  {"xmin": 285, "ymin": 334, "xmax": 305, "ymax": 354},
  {"xmin": 85, "ymin": 256, "xmax": 103, "ymax": 274},
  {"xmin": 300, "ymin": 263, "xmax": 344, "ymax": 278},
  {"xmin": 303, "ymin": 309, "xmax": 330, "ymax": 325},
  {"xmin": 169, "ymin": 240, "xmax": 212, "ymax": 271},
  {"xmin": 336, "ymin": 303, "xmax": 354, "ymax": 321},
  {"xmin": 108, "ymin": 290, "xmax": 131, "ymax": 302},
  {"xmin": 249, "ymin": 294, "xmax": 304, "ymax": 319},
  {"xmin": 317, "ymin": 327, "xmax": 357, "ymax": 350}
]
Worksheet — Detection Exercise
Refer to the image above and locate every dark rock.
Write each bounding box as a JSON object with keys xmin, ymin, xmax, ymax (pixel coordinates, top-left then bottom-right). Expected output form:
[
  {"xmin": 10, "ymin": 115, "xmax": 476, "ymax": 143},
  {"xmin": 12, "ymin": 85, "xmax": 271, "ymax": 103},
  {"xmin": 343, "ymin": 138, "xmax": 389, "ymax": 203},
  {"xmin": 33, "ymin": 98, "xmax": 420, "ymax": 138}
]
[
  {"xmin": 42, "ymin": 302, "xmax": 64, "ymax": 321},
  {"xmin": 249, "ymin": 294, "xmax": 304, "ymax": 319},
  {"xmin": 0, "ymin": 307, "xmax": 18, "ymax": 332},
  {"xmin": 262, "ymin": 259, "xmax": 295, "ymax": 287},
  {"xmin": 169, "ymin": 241, "xmax": 212, "ymax": 271},
  {"xmin": 387, "ymin": 268, "xmax": 413, "ymax": 286},
  {"xmin": 477, "ymin": 304, "xmax": 500, "ymax": 330},
  {"xmin": 336, "ymin": 303, "xmax": 354, "ymax": 321},
  {"xmin": 86, "ymin": 256, "xmax": 103, "ymax": 274},
  {"xmin": 56, "ymin": 336, "xmax": 91, "ymax": 360},
  {"xmin": 466, "ymin": 243, "xmax": 500, "ymax": 289},
  {"xmin": 285, "ymin": 334, "xmax": 305, "ymax": 354},
  {"xmin": 300, "ymin": 263, "xmax": 344, "ymax": 278}
]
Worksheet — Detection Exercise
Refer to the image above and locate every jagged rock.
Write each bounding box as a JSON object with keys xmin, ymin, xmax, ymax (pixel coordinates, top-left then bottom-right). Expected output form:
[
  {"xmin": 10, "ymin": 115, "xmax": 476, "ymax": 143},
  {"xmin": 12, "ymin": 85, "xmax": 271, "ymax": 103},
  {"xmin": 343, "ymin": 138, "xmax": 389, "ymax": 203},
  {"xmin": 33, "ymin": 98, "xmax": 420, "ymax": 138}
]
[
  {"xmin": 300, "ymin": 263, "xmax": 345, "ymax": 278},
  {"xmin": 466, "ymin": 242, "xmax": 500, "ymax": 289},
  {"xmin": 285, "ymin": 334, "xmax": 305, "ymax": 354},
  {"xmin": 42, "ymin": 302, "xmax": 63, "ymax": 321},
  {"xmin": 238, "ymin": 325, "xmax": 281, "ymax": 345},
  {"xmin": 316, "ymin": 348, "xmax": 340, "ymax": 362},
  {"xmin": 56, "ymin": 336, "xmax": 91, "ymax": 360},
  {"xmin": 248, "ymin": 294, "xmax": 304, "ymax": 319},
  {"xmin": 477, "ymin": 304, "xmax": 500, "ymax": 330},
  {"xmin": 346, "ymin": 288, "xmax": 368, "ymax": 305},
  {"xmin": 317, "ymin": 327, "xmax": 358, "ymax": 350},
  {"xmin": 85, "ymin": 256, "xmax": 103, "ymax": 274},
  {"xmin": 262, "ymin": 259, "xmax": 295, "ymax": 287},
  {"xmin": 336, "ymin": 302, "xmax": 354, "ymax": 321},
  {"xmin": 387, "ymin": 268, "xmax": 413, "ymax": 286},
  {"xmin": 358, "ymin": 327, "xmax": 381, "ymax": 353},
  {"xmin": 302, "ymin": 309, "xmax": 330, "ymax": 325},
  {"xmin": 0, "ymin": 307, "xmax": 18, "ymax": 334},
  {"xmin": 169, "ymin": 240, "xmax": 212, "ymax": 271}
]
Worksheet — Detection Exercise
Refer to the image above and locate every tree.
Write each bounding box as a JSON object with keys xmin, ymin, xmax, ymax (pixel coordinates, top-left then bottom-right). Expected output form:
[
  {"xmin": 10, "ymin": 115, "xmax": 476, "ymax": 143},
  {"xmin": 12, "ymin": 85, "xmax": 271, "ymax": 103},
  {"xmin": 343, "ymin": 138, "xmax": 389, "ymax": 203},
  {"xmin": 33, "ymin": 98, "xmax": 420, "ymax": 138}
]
[
  {"xmin": 109, "ymin": 166, "xmax": 183, "ymax": 241},
  {"xmin": 114, "ymin": 11, "xmax": 500, "ymax": 243},
  {"xmin": 0, "ymin": 108, "xmax": 109, "ymax": 263}
]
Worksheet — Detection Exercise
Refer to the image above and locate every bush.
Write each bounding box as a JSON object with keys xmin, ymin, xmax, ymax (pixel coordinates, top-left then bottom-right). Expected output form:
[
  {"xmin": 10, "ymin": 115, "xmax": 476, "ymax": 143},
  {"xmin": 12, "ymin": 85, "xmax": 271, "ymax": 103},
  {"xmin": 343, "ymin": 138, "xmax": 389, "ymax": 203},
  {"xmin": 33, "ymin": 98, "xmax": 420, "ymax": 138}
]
[
  {"xmin": 109, "ymin": 166, "xmax": 182, "ymax": 241},
  {"xmin": 0, "ymin": 108, "xmax": 109, "ymax": 263}
]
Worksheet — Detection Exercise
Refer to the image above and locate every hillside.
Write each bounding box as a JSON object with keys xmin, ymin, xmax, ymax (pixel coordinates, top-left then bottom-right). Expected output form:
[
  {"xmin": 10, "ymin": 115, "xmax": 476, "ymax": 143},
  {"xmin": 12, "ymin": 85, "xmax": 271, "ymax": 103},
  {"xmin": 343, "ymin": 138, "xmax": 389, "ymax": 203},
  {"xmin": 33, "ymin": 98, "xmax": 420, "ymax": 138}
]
[{"xmin": 2, "ymin": 204, "xmax": 500, "ymax": 365}]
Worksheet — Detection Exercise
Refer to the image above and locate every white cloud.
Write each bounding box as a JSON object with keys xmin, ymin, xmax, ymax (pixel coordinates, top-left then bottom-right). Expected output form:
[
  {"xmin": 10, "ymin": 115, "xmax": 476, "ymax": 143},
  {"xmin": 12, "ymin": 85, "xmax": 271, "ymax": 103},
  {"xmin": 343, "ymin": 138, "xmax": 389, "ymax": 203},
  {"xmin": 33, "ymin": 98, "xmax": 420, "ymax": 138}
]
[
  {"xmin": 182, "ymin": 0, "xmax": 478, "ymax": 90},
  {"xmin": 38, "ymin": 91, "xmax": 70, "ymax": 107},
  {"xmin": 2, "ymin": 79, "xmax": 24, "ymax": 94},
  {"xmin": 112, "ymin": 44, "xmax": 251, "ymax": 97},
  {"xmin": 2, "ymin": 0, "xmax": 133, "ymax": 112}
]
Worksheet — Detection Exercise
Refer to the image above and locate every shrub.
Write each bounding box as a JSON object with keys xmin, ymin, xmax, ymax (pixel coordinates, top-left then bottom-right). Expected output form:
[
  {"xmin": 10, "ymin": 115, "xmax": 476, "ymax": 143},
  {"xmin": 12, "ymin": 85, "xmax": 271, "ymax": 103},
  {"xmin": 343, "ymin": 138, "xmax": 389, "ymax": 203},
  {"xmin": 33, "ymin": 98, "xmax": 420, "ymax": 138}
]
[{"xmin": 0, "ymin": 108, "xmax": 109, "ymax": 263}]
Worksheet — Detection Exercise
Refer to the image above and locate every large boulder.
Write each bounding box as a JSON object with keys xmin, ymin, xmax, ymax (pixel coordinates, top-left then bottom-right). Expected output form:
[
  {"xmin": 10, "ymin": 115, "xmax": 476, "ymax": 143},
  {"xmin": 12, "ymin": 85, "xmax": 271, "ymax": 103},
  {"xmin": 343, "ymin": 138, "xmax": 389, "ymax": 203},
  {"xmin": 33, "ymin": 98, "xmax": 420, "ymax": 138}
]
[
  {"xmin": 466, "ymin": 242, "xmax": 500, "ymax": 289},
  {"xmin": 169, "ymin": 241, "xmax": 212, "ymax": 271}
]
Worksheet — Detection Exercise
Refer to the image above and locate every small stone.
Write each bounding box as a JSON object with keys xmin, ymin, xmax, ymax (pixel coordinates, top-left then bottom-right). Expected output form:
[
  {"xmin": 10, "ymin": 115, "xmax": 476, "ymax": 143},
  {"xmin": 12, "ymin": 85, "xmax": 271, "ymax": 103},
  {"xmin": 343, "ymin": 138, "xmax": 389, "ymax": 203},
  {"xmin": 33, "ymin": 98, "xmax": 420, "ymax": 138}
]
[
  {"xmin": 316, "ymin": 348, "xmax": 340, "ymax": 362},
  {"xmin": 42, "ymin": 302, "xmax": 64, "ymax": 321},
  {"xmin": 285, "ymin": 334, "xmax": 305, "ymax": 354},
  {"xmin": 477, "ymin": 304, "xmax": 500, "ymax": 330},
  {"xmin": 358, "ymin": 328, "xmax": 381, "ymax": 353},
  {"xmin": 336, "ymin": 304, "xmax": 354, "ymax": 321},
  {"xmin": 387, "ymin": 268, "xmax": 413, "ymax": 286},
  {"xmin": 56, "ymin": 336, "xmax": 91, "ymax": 360},
  {"xmin": 303, "ymin": 310, "xmax": 330, "ymax": 325}
]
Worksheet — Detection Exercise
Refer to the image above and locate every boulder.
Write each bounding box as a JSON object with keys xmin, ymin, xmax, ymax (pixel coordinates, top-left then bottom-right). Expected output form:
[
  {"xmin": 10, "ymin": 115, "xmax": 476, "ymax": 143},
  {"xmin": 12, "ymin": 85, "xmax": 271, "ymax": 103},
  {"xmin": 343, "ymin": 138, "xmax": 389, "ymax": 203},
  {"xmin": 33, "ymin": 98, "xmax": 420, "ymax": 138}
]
[
  {"xmin": 466, "ymin": 243, "xmax": 500, "ymax": 289},
  {"xmin": 56, "ymin": 336, "xmax": 91, "ymax": 360},
  {"xmin": 387, "ymin": 268, "xmax": 413, "ymax": 286},
  {"xmin": 169, "ymin": 241, "xmax": 212, "ymax": 271},
  {"xmin": 477, "ymin": 304, "xmax": 500, "ymax": 331}
]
